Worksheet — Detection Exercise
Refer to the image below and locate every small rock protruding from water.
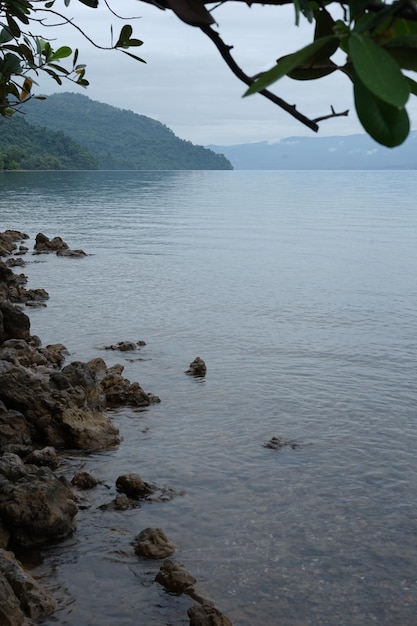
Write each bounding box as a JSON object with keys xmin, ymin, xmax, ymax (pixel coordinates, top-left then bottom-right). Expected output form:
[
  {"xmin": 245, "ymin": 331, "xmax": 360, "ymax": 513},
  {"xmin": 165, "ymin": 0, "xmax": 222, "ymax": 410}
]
[
  {"xmin": 155, "ymin": 559, "xmax": 196, "ymax": 593},
  {"xmin": 116, "ymin": 473, "xmax": 153, "ymax": 499},
  {"xmin": 186, "ymin": 356, "xmax": 207, "ymax": 377},
  {"xmin": 71, "ymin": 471, "xmax": 100, "ymax": 490},
  {"xmin": 133, "ymin": 528, "xmax": 175, "ymax": 559}
]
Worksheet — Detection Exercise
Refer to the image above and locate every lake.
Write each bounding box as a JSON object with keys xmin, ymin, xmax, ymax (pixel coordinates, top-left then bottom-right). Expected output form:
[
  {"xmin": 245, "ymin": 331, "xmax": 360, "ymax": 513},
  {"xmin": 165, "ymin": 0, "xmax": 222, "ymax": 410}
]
[{"xmin": 1, "ymin": 169, "xmax": 417, "ymax": 625}]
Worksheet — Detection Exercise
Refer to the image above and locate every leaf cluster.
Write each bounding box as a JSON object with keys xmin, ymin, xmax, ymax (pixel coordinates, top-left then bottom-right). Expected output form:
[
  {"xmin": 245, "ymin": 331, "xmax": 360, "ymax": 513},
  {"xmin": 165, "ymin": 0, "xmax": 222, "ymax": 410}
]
[
  {"xmin": 0, "ymin": 0, "xmax": 145, "ymax": 117},
  {"xmin": 244, "ymin": 0, "xmax": 417, "ymax": 147}
]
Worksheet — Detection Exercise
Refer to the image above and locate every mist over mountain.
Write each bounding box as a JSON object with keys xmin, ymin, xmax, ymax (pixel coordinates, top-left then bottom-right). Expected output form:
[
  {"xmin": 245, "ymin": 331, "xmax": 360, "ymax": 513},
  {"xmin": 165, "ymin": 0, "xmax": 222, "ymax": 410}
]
[{"xmin": 208, "ymin": 132, "xmax": 417, "ymax": 170}]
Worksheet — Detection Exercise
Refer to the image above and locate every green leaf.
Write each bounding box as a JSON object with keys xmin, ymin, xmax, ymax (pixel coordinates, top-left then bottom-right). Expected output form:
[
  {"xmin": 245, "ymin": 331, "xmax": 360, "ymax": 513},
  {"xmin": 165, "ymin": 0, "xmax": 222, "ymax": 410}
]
[
  {"xmin": 52, "ymin": 46, "xmax": 72, "ymax": 60},
  {"xmin": 406, "ymin": 76, "xmax": 417, "ymax": 96},
  {"xmin": 314, "ymin": 8, "xmax": 335, "ymax": 40},
  {"xmin": 384, "ymin": 35, "xmax": 417, "ymax": 70},
  {"xmin": 6, "ymin": 15, "xmax": 21, "ymax": 38},
  {"xmin": 244, "ymin": 35, "xmax": 336, "ymax": 96},
  {"xmin": 391, "ymin": 18, "xmax": 417, "ymax": 37},
  {"xmin": 0, "ymin": 29, "xmax": 14, "ymax": 44},
  {"xmin": 288, "ymin": 61, "xmax": 337, "ymax": 80},
  {"xmin": 349, "ymin": 32, "xmax": 409, "ymax": 107},
  {"xmin": 2, "ymin": 53, "xmax": 22, "ymax": 75},
  {"xmin": 353, "ymin": 76, "xmax": 410, "ymax": 147},
  {"xmin": 73, "ymin": 48, "xmax": 79, "ymax": 68},
  {"xmin": 349, "ymin": 0, "xmax": 370, "ymax": 22},
  {"xmin": 77, "ymin": 0, "xmax": 98, "ymax": 7},
  {"xmin": 120, "ymin": 50, "xmax": 146, "ymax": 64},
  {"xmin": 116, "ymin": 24, "xmax": 133, "ymax": 48},
  {"xmin": 293, "ymin": 0, "xmax": 314, "ymax": 26}
]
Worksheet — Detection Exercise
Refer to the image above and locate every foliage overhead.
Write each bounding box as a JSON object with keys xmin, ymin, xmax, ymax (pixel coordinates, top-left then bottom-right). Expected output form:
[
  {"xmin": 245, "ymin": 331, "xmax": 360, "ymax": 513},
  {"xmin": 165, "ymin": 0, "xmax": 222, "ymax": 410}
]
[
  {"xmin": 0, "ymin": 0, "xmax": 144, "ymax": 116},
  {"xmin": 1, "ymin": 0, "xmax": 417, "ymax": 147},
  {"xmin": 140, "ymin": 0, "xmax": 417, "ymax": 147}
]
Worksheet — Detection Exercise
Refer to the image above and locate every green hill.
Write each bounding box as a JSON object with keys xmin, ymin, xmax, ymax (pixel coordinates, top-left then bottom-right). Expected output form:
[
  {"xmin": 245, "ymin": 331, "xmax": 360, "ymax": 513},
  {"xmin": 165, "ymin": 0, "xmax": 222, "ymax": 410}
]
[
  {"xmin": 0, "ymin": 114, "xmax": 97, "ymax": 170},
  {"xmin": 23, "ymin": 93, "xmax": 232, "ymax": 170}
]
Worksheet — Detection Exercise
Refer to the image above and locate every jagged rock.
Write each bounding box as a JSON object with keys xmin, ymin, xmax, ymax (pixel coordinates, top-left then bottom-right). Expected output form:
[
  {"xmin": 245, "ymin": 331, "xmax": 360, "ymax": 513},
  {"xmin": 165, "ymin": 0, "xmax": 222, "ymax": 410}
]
[
  {"xmin": 0, "ymin": 303, "xmax": 30, "ymax": 343},
  {"xmin": 0, "ymin": 519, "xmax": 10, "ymax": 550},
  {"xmin": 0, "ymin": 361, "xmax": 120, "ymax": 450},
  {"xmin": 186, "ymin": 357, "xmax": 207, "ymax": 377},
  {"xmin": 24, "ymin": 447, "xmax": 58, "ymax": 469},
  {"xmin": 116, "ymin": 473, "xmax": 152, "ymax": 499},
  {"xmin": 5, "ymin": 258, "xmax": 25, "ymax": 268},
  {"xmin": 188, "ymin": 604, "xmax": 233, "ymax": 626},
  {"xmin": 0, "ymin": 549, "xmax": 56, "ymax": 621},
  {"xmin": 71, "ymin": 471, "xmax": 99, "ymax": 490},
  {"xmin": 33, "ymin": 233, "xmax": 69, "ymax": 253},
  {"xmin": 101, "ymin": 363, "xmax": 160, "ymax": 407},
  {"xmin": 0, "ymin": 573, "xmax": 25, "ymax": 626},
  {"xmin": 0, "ymin": 409, "xmax": 32, "ymax": 454},
  {"xmin": 0, "ymin": 453, "xmax": 77, "ymax": 547},
  {"xmin": 133, "ymin": 528, "xmax": 175, "ymax": 559},
  {"xmin": 155, "ymin": 559, "xmax": 196, "ymax": 594}
]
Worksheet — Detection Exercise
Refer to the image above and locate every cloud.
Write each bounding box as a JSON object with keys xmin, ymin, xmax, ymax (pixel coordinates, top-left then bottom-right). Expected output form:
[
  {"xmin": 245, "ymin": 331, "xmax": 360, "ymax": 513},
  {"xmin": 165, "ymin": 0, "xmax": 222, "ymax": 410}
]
[{"xmin": 33, "ymin": 1, "xmax": 415, "ymax": 145}]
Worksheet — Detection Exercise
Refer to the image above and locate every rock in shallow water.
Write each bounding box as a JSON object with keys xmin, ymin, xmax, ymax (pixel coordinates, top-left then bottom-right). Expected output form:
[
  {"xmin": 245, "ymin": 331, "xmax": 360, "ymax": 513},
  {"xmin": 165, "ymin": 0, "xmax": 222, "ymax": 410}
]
[
  {"xmin": 133, "ymin": 528, "xmax": 175, "ymax": 559},
  {"xmin": 0, "ymin": 453, "xmax": 77, "ymax": 547}
]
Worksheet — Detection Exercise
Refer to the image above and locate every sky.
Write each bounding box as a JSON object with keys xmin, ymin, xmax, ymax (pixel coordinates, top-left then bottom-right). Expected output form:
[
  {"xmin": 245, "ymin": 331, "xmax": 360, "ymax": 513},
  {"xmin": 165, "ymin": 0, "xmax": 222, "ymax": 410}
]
[{"xmin": 34, "ymin": 0, "xmax": 417, "ymax": 146}]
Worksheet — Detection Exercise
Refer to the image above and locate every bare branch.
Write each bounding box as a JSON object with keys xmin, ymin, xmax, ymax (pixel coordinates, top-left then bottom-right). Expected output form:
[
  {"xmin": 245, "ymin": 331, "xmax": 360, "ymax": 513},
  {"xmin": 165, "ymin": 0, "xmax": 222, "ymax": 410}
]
[
  {"xmin": 199, "ymin": 23, "xmax": 319, "ymax": 132},
  {"xmin": 312, "ymin": 106, "xmax": 349, "ymax": 124}
]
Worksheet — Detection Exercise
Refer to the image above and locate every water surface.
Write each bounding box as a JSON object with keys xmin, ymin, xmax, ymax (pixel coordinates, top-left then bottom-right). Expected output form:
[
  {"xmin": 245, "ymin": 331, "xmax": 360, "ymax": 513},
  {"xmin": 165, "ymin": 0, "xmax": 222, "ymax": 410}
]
[{"xmin": 1, "ymin": 170, "xmax": 417, "ymax": 625}]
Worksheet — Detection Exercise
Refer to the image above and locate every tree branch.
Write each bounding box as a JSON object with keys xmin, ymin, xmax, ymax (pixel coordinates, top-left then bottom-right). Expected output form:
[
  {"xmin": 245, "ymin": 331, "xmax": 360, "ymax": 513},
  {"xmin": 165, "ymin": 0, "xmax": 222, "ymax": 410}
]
[{"xmin": 199, "ymin": 23, "xmax": 320, "ymax": 132}]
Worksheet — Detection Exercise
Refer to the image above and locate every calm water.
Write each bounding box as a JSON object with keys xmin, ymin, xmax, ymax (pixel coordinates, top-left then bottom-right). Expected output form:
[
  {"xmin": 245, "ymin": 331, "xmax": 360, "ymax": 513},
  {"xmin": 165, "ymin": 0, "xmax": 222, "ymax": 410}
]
[{"xmin": 1, "ymin": 170, "xmax": 417, "ymax": 625}]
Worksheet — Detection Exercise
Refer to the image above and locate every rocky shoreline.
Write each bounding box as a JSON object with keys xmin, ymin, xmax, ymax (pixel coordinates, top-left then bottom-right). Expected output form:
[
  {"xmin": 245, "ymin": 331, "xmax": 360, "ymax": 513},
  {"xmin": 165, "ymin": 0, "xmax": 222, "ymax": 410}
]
[{"xmin": 0, "ymin": 230, "xmax": 231, "ymax": 626}]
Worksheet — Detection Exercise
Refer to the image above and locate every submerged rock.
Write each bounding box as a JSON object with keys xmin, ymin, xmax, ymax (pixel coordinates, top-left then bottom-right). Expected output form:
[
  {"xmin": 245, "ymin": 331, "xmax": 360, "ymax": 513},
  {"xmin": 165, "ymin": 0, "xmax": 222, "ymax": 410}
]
[
  {"xmin": 133, "ymin": 528, "xmax": 175, "ymax": 559},
  {"xmin": 188, "ymin": 604, "xmax": 233, "ymax": 626}
]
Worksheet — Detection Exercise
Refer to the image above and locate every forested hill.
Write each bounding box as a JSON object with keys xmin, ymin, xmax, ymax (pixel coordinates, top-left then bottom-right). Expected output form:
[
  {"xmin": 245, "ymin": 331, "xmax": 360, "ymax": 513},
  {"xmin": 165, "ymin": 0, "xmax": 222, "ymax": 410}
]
[
  {"xmin": 23, "ymin": 93, "xmax": 232, "ymax": 170},
  {"xmin": 0, "ymin": 115, "xmax": 97, "ymax": 170}
]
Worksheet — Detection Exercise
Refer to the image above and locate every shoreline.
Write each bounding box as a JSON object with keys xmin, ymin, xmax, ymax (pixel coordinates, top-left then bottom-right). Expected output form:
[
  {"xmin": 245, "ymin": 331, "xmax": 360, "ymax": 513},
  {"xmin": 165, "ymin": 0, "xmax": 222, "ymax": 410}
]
[{"xmin": 0, "ymin": 229, "xmax": 232, "ymax": 626}]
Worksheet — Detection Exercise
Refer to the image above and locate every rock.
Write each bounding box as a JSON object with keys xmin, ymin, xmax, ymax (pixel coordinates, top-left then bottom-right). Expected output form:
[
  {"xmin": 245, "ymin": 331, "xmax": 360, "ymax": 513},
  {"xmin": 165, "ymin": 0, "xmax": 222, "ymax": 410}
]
[
  {"xmin": 0, "ymin": 549, "xmax": 56, "ymax": 621},
  {"xmin": 5, "ymin": 258, "xmax": 25, "ymax": 268},
  {"xmin": 133, "ymin": 528, "xmax": 175, "ymax": 559},
  {"xmin": 186, "ymin": 357, "xmax": 207, "ymax": 377},
  {"xmin": 114, "ymin": 494, "xmax": 130, "ymax": 510},
  {"xmin": 71, "ymin": 471, "xmax": 99, "ymax": 490},
  {"xmin": 0, "ymin": 410, "xmax": 32, "ymax": 454},
  {"xmin": 0, "ymin": 361, "xmax": 120, "ymax": 450},
  {"xmin": 262, "ymin": 436, "xmax": 300, "ymax": 450},
  {"xmin": 33, "ymin": 233, "xmax": 69, "ymax": 254},
  {"xmin": 155, "ymin": 559, "xmax": 196, "ymax": 594},
  {"xmin": 104, "ymin": 340, "xmax": 146, "ymax": 351},
  {"xmin": 188, "ymin": 604, "xmax": 233, "ymax": 626},
  {"xmin": 101, "ymin": 364, "xmax": 160, "ymax": 407},
  {"xmin": 24, "ymin": 447, "xmax": 58, "ymax": 469},
  {"xmin": 0, "ymin": 303, "xmax": 30, "ymax": 342},
  {"xmin": 0, "ymin": 453, "xmax": 77, "ymax": 547},
  {"xmin": 116, "ymin": 473, "xmax": 152, "ymax": 499},
  {"xmin": 56, "ymin": 249, "xmax": 87, "ymax": 258},
  {"xmin": 0, "ymin": 573, "xmax": 25, "ymax": 626}
]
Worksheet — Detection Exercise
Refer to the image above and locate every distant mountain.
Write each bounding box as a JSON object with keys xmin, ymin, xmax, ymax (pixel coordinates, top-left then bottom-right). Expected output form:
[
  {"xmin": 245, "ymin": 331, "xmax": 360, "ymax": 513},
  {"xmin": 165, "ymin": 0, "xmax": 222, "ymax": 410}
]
[
  {"xmin": 0, "ymin": 115, "xmax": 97, "ymax": 170},
  {"xmin": 208, "ymin": 132, "xmax": 417, "ymax": 170},
  {"xmin": 23, "ymin": 93, "xmax": 232, "ymax": 170}
]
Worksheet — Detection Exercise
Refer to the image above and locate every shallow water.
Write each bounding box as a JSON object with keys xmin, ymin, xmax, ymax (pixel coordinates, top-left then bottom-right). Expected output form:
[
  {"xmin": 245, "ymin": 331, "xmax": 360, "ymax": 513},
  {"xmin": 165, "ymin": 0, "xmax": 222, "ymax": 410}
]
[{"xmin": 2, "ymin": 170, "xmax": 417, "ymax": 625}]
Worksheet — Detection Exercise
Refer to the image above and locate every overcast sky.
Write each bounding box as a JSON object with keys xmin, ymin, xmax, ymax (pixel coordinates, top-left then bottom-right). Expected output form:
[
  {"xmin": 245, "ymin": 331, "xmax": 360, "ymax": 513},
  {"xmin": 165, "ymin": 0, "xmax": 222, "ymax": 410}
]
[{"xmin": 35, "ymin": 1, "xmax": 417, "ymax": 146}]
